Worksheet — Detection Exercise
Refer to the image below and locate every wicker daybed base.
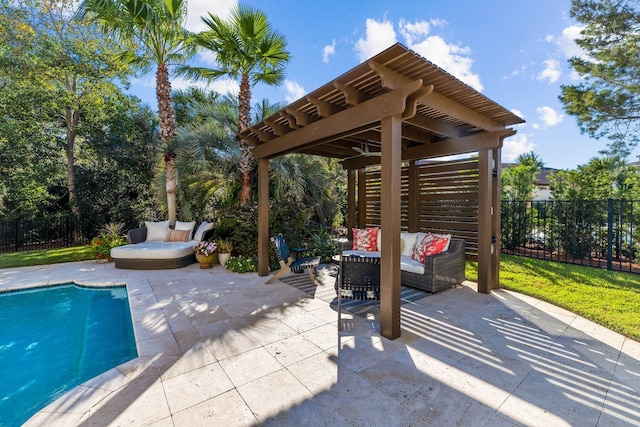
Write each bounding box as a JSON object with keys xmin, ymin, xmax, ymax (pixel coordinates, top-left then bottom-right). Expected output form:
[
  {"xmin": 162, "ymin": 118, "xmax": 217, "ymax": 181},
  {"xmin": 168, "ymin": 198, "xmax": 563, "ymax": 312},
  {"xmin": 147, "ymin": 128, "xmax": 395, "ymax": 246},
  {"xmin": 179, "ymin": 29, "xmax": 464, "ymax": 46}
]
[{"xmin": 114, "ymin": 254, "xmax": 196, "ymax": 270}]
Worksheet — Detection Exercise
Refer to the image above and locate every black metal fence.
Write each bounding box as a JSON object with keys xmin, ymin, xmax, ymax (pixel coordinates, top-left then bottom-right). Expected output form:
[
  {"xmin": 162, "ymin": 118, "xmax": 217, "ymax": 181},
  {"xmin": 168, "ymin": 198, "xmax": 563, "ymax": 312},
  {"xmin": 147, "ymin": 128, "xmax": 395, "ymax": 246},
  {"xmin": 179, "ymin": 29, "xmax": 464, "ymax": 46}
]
[
  {"xmin": 502, "ymin": 199, "xmax": 640, "ymax": 273},
  {"xmin": 0, "ymin": 212, "xmax": 96, "ymax": 254}
]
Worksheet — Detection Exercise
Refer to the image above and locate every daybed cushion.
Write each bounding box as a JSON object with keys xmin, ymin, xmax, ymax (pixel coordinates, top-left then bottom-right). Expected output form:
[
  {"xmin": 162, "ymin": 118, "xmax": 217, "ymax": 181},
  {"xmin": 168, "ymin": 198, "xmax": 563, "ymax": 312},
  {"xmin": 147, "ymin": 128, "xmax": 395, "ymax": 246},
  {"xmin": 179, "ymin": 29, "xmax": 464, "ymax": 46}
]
[
  {"xmin": 193, "ymin": 221, "xmax": 214, "ymax": 242},
  {"xmin": 175, "ymin": 221, "xmax": 197, "ymax": 240},
  {"xmin": 145, "ymin": 220, "xmax": 170, "ymax": 241},
  {"xmin": 111, "ymin": 240, "xmax": 197, "ymax": 260},
  {"xmin": 166, "ymin": 229, "xmax": 191, "ymax": 242}
]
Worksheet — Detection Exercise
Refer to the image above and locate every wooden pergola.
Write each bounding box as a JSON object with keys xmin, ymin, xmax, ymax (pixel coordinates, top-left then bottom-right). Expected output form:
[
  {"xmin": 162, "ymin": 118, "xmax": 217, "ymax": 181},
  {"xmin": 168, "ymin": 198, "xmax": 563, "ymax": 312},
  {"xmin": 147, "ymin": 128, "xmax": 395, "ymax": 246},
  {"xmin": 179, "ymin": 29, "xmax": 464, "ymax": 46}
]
[{"xmin": 240, "ymin": 43, "xmax": 524, "ymax": 340}]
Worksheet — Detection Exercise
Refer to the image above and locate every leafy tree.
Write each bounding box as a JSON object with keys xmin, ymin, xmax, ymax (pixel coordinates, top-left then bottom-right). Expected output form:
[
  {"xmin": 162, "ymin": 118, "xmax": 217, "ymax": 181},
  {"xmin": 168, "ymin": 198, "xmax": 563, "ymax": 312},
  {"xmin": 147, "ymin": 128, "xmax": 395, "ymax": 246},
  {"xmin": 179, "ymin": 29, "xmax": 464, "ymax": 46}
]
[
  {"xmin": 187, "ymin": 5, "xmax": 290, "ymax": 205},
  {"xmin": 79, "ymin": 0, "xmax": 196, "ymax": 224},
  {"xmin": 559, "ymin": 0, "xmax": 640, "ymax": 155},
  {"xmin": 501, "ymin": 152, "xmax": 544, "ymax": 200},
  {"xmin": 0, "ymin": 0, "xmax": 129, "ymax": 240}
]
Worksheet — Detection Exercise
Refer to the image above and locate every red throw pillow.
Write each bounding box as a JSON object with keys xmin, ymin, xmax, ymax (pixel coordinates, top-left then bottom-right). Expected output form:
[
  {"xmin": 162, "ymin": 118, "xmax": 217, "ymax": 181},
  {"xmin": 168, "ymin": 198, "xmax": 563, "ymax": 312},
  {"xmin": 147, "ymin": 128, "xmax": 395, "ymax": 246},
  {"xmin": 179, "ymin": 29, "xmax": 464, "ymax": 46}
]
[
  {"xmin": 423, "ymin": 235, "xmax": 451, "ymax": 257},
  {"xmin": 352, "ymin": 227, "xmax": 378, "ymax": 251},
  {"xmin": 412, "ymin": 233, "xmax": 434, "ymax": 263}
]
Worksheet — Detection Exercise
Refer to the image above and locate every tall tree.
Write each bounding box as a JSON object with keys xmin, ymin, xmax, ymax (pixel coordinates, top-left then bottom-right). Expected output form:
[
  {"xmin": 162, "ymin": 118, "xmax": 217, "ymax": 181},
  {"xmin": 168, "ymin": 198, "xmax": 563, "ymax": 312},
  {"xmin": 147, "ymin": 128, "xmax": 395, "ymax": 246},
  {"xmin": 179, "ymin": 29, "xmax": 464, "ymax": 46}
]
[
  {"xmin": 502, "ymin": 152, "xmax": 544, "ymax": 200},
  {"xmin": 559, "ymin": 0, "xmax": 640, "ymax": 155},
  {"xmin": 0, "ymin": 0, "xmax": 129, "ymax": 240},
  {"xmin": 78, "ymin": 0, "xmax": 195, "ymax": 224},
  {"xmin": 187, "ymin": 5, "xmax": 290, "ymax": 205}
]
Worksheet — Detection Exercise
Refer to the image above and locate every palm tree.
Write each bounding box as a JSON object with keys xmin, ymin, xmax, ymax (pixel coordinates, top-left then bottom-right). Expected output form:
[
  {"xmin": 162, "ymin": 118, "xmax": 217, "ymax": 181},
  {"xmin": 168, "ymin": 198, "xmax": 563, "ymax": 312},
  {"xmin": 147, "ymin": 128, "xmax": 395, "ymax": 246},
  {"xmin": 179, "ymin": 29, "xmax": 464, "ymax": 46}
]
[
  {"xmin": 186, "ymin": 5, "xmax": 290, "ymax": 205},
  {"xmin": 78, "ymin": 0, "xmax": 195, "ymax": 224}
]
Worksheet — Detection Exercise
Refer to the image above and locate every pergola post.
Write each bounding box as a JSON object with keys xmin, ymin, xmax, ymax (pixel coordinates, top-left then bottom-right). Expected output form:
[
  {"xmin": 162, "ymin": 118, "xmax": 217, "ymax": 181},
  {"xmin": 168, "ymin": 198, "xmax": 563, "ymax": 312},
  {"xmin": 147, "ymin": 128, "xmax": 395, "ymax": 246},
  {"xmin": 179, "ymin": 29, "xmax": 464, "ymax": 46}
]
[
  {"xmin": 380, "ymin": 115, "xmax": 402, "ymax": 339},
  {"xmin": 491, "ymin": 148, "xmax": 501, "ymax": 289},
  {"xmin": 257, "ymin": 158, "xmax": 270, "ymax": 277},
  {"xmin": 477, "ymin": 149, "xmax": 494, "ymax": 293},
  {"xmin": 347, "ymin": 169, "xmax": 357, "ymax": 231}
]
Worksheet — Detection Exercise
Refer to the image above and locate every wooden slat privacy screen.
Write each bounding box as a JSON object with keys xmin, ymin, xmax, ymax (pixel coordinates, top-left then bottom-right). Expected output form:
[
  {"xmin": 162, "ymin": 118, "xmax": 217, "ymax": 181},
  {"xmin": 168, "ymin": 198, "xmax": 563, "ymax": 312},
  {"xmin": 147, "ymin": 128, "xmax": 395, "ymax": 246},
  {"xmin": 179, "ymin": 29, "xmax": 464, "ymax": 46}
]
[{"xmin": 361, "ymin": 157, "xmax": 480, "ymax": 261}]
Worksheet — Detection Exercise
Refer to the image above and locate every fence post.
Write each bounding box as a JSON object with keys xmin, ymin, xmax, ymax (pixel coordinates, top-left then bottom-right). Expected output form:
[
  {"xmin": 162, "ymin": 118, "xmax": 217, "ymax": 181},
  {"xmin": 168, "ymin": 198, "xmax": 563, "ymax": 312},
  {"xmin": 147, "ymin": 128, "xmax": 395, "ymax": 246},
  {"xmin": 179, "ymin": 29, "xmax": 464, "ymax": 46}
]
[{"xmin": 607, "ymin": 198, "xmax": 613, "ymax": 271}]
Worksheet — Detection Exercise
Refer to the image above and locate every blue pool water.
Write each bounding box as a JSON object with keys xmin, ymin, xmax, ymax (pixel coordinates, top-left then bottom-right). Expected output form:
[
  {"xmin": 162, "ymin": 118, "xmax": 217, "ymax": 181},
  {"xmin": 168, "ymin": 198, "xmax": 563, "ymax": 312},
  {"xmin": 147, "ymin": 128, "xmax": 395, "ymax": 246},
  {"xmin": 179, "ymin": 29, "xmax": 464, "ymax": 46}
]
[{"xmin": 0, "ymin": 283, "xmax": 137, "ymax": 427}]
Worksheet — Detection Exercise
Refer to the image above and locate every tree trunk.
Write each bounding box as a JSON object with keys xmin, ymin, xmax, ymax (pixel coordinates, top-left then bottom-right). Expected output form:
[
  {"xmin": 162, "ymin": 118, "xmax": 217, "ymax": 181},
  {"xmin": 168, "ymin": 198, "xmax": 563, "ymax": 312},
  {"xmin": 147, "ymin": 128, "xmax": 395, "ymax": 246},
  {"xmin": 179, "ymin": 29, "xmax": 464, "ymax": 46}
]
[
  {"xmin": 156, "ymin": 62, "xmax": 178, "ymax": 224},
  {"xmin": 238, "ymin": 73, "xmax": 253, "ymax": 205},
  {"xmin": 65, "ymin": 107, "xmax": 81, "ymax": 244}
]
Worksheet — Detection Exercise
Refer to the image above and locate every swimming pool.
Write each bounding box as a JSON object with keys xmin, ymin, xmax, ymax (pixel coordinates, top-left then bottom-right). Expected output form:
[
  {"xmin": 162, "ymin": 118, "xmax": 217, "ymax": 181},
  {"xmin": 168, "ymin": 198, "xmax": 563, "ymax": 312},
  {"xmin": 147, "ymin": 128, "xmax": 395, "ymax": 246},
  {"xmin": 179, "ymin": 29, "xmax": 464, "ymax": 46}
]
[{"xmin": 0, "ymin": 283, "xmax": 137, "ymax": 427}]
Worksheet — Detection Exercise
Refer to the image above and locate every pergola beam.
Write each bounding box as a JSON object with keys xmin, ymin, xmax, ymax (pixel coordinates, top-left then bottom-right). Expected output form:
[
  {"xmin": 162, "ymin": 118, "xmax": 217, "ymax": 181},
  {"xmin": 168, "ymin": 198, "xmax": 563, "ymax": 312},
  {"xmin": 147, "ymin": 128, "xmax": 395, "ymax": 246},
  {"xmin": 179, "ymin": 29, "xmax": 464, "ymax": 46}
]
[
  {"xmin": 253, "ymin": 81, "xmax": 424, "ymax": 159},
  {"xmin": 341, "ymin": 129, "xmax": 515, "ymax": 169}
]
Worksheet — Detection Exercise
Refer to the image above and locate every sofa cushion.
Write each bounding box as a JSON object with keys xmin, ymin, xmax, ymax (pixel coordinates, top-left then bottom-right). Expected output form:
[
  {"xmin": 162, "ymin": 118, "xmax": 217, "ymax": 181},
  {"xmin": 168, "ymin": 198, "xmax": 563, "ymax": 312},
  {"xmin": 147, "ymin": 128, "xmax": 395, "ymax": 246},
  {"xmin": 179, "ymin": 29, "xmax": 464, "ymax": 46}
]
[
  {"xmin": 166, "ymin": 229, "xmax": 191, "ymax": 242},
  {"xmin": 431, "ymin": 233, "xmax": 452, "ymax": 253},
  {"xmin": 111, "ymin": 240, "xmax": 196, "ymax": 260},
  {"xmin": 352, "ymin": 227, "xmax": 378, "ymax": 251},
  {"xmin": 175, "ymin": 221, "xmax": 197, "ymax": 240},
  {"xmin": 400, "ymin": 232, "xmax": 419, "ymax": 257},
  {"xmin": 193, "ymin": 221, "xmax": 214, "ymax": 241},
  {"xmin": 400, "ymin": 256, "xmax": 425, "ymax": 275},
  {"xmin": 145, "ymin": 220, "xmax": 170, "ymax": 241},
  {"xmin": 413, "ymin": 233, "xmax": 435, "ymax": 263}
]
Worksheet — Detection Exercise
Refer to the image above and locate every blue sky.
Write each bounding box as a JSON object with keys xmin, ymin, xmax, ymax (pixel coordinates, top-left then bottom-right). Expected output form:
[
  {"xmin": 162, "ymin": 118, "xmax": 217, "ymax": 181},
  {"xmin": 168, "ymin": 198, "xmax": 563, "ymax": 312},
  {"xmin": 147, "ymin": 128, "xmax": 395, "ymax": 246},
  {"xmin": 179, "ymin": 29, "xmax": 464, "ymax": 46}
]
[{"xmin": 127, "ymin": 0, "xmax": 638, "ymax": 170}]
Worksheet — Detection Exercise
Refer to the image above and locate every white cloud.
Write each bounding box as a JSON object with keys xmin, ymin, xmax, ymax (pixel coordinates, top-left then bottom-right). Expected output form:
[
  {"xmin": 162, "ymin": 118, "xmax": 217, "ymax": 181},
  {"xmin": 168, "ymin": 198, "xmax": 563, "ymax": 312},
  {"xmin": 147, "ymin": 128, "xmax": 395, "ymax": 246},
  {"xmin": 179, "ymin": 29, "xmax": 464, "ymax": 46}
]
[
  {"xmin": 354, "ymin": 16, "xmax": 482, "ymax": 91},
  {"xmin": 186, "ymin": 0, "xmax": 236, "ymax": 32},
  {"xmin": 537, "ymin": 59, "xmax": 561, "ymax": 83},
  {"xmin": 399, "ymin": 19, "xmax": 431, "ymax": 46},
  {"xmin": 502, "ymin": 133, "xmax": 535, "ymax": 162},
  {"xmin": 511, "ymin": 109, "xmax": 524, "ymax": 119},
  {"xmin": 323, "ymin": 39, "xmax": 336, "ymax": 64},
  {"xmin": 354, "ymin": 18, "xmax": 396, "ymax": 61},
  {"xmin": 284, "ymin": 80, "xmax": 306, "ymax": 103},
  {"xmin": 556, "ymin": 25, "xmax": 585, "ymax": 59},
  {"xmin": 536, "ymin": 106, "xmax": 563, "ymax": 127},
  {"xmin": 410, "ymin": 35, "xmax": 483, "ymax": 91}
]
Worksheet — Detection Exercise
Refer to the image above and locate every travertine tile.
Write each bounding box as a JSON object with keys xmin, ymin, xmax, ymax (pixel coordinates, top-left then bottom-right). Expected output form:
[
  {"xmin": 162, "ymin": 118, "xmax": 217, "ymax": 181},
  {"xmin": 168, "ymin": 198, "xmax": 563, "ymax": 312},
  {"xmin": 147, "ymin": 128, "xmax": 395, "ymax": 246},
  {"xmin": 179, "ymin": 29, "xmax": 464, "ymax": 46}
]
[
  {"xmin": 218, "ymin": 346, "xmax": 283, "ymax": 387},
  {"xmin": 171, "ymin": 389, "xmax": 258, "ymax": 427},
  {"xmin": 162, "ymin": 362, "xmax": 234, "ymax": 413},
  {"xmin": 236, "ymin": 369, "xmax": 313, "ymax": 424}
]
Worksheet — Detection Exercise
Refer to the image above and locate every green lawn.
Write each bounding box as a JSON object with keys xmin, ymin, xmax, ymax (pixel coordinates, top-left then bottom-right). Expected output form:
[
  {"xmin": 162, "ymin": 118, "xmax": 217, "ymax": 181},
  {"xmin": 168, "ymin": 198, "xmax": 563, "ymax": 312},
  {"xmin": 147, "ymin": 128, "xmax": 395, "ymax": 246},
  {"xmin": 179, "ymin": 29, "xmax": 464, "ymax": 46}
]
[
  {"xmin": 466, "ymin": 254, "xmax": 640, "ymax": 341},
  {"xmin": 0, "ymin": 246, "xmax": 94, "ymax": 269},
  {"xmin": 2, "ymin": 248, "xmax": 638, "ymax": 341}
]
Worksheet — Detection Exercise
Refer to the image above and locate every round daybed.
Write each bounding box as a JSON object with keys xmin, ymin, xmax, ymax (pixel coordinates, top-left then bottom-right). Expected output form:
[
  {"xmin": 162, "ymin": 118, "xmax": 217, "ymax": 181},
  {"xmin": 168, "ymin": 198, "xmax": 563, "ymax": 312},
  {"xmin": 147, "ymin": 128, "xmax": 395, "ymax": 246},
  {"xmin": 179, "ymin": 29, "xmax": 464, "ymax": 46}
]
[{"xmin": 111, "ymin": 221, "xmax": 214, "ymax": 270}]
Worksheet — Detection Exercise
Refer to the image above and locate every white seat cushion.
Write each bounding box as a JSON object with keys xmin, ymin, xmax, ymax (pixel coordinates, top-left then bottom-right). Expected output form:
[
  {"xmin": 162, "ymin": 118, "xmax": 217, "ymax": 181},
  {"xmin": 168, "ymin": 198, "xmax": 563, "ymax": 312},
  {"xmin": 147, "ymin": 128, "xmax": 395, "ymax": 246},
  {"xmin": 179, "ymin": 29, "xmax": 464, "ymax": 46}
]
[
  {"xmin": 400, "ymin": 256, "xmax": 425, "ymax": 274},
  {"xmin": 111, "ymin": 241, "xmax": 196, "ymax": 260}
]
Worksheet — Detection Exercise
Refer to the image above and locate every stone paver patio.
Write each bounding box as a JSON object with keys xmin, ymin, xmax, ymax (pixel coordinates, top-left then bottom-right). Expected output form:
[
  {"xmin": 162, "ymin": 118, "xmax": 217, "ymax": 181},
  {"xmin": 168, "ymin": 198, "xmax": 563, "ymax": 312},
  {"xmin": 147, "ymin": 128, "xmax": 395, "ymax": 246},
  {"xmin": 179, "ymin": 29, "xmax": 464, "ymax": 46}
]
[{"xmin": 1, "ymin": 260, "xmax": 638, "ymax": 426}]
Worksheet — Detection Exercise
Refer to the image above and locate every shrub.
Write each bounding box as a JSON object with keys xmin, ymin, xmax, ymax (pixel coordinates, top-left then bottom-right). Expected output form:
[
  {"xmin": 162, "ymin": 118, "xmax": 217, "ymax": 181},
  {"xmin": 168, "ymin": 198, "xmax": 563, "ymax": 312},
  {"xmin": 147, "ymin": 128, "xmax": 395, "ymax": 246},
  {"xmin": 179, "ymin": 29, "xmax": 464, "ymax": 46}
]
[{"xmin": 224, "ymin": 256, "xmax": 257, "ymax": 273}]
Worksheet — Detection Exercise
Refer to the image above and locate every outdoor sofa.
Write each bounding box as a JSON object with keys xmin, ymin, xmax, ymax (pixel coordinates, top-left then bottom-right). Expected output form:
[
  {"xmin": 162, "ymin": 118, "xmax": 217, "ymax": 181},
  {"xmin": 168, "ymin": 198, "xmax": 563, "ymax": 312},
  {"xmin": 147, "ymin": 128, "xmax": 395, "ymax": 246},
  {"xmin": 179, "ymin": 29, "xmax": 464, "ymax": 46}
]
[
  {"xmin": 111, "ymin": 220, "xmax": 213, "ymax": 270},
  {"xmin": 341, "ymin": 230, "xmax": 466, "ymax": 293}
]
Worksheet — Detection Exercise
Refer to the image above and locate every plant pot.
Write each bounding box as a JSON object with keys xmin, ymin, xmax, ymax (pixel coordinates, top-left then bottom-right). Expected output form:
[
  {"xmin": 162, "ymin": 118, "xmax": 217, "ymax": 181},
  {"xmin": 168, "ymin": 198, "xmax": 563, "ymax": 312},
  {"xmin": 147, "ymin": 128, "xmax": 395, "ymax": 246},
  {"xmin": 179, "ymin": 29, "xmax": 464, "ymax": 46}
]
[
  {"xmin": 196, "ymin": 253, "xmax": 217, "ymax": 269},
  {"xmin": 218, "ymin": 252, "xmax": 231, "ymax": 267}
]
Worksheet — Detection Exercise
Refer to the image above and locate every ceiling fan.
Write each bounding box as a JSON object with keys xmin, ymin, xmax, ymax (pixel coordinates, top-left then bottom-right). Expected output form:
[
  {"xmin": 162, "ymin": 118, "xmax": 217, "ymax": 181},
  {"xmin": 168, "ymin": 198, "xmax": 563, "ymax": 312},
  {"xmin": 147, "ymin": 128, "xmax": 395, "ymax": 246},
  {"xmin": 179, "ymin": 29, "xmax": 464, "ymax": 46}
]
[{"xmin": 351, "ymin": 141, "xmax": 381, "ymax": 157}]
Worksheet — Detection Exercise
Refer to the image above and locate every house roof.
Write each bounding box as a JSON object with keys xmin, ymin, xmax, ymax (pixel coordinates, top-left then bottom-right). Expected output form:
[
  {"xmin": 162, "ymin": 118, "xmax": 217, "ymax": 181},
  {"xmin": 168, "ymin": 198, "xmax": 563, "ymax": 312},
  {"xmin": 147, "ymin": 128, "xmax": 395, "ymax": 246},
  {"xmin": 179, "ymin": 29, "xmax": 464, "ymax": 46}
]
[{"xmin": 240, "ymin": 43, "xmax": 524, "ymax": 165}]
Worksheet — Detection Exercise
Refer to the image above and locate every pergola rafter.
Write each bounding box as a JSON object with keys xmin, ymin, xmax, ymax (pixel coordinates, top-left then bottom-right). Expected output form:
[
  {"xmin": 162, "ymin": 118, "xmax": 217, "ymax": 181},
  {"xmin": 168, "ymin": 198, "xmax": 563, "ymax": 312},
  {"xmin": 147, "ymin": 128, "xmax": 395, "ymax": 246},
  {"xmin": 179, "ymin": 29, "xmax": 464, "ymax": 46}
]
[{"xmin": 241, "ymin": 43, "xmax": 524, "ymax": 340}]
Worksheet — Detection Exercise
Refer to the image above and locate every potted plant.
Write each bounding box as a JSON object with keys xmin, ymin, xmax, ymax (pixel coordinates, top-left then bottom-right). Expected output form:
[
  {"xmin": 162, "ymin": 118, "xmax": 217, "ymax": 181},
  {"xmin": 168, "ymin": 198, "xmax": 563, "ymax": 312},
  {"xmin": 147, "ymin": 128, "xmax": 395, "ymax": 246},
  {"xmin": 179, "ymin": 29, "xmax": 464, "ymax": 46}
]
[
  {"xmin": 217, "ymin": 239, "xmax": 232, "ymax": 267},
  {"xmin": 91, "ymin": 223, "xmax": 126, "ymax": 261},
  {"xmin": 193, "ymin": 240, "xmax": 218, "ymax": 268}
]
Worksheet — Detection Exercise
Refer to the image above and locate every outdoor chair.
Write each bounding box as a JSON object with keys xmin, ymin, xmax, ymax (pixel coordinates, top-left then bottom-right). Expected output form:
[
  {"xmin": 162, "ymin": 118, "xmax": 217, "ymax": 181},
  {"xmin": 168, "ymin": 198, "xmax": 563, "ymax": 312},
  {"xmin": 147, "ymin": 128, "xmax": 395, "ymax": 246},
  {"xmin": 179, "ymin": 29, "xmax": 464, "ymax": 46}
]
[
  {"xmin": 266, "ymin": 234, "xmax": 321, "ymax": 285},
  {"xmin": 336, "ymin": 255, "xmax": 381, "ymax": 330}
]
